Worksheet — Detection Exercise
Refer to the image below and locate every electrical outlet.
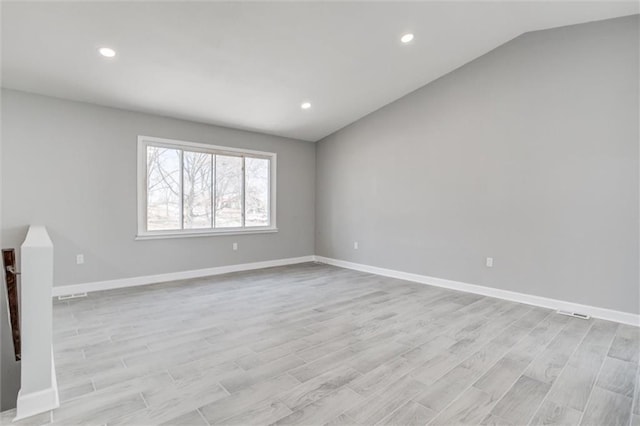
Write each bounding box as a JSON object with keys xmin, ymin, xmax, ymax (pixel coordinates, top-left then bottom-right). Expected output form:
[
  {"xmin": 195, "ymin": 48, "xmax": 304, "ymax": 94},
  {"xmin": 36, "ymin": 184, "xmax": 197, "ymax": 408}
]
[
  {"xmin": 354, "ymin": 241, "xmax": 359, "ymax": 250},
  {"xmin": 76, "ymin": 254, "xmax": 84, "ymax": 265},
  {"xmin": 233, "ymin": 242, "xmax": 238, "ymax": 251},
  {"xmin": 486, "ymin": 257, "xmax": 493, "ymax": 268}
]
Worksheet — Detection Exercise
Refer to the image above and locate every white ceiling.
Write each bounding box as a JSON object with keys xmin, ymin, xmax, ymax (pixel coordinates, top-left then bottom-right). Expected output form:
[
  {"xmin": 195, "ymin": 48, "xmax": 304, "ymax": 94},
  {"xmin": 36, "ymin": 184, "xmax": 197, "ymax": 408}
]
[{"xmin": 2, "ymin": 1, "xmax": 638, "ymax": 142}]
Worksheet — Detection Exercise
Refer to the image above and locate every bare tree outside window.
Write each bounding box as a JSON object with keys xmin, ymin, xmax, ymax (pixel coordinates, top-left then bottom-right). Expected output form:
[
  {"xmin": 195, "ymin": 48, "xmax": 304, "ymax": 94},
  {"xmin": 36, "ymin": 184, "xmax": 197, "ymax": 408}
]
[
  {"xmin": 215, "ymin": 155, "xmax": 243, "ymax": 228},
  {"xmin": 183, "ymin": 151, "xmax": 212, "ymax": 229},
  {"xmin": 245, "ymin": 157, "xmax": 269, "ymax": 227},
  {"xmin": 142, "ymin": 140, "xmax": 274, "ymax": 235},
  {"xmin": 147, "ymin": 147, "xmax": 181, "ymax": 230}
]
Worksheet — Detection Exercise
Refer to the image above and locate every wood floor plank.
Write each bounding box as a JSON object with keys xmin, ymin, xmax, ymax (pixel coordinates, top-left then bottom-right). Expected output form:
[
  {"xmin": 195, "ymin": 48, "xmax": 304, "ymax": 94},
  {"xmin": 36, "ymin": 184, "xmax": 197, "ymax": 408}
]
[
  {"xmin": 595, "ymin": 356, "xmax": 637, "ymax": 398},
  {"xmin": 18, "ymin": 262, "xmax": 632, "ymax": 426},
  {"xmin": 279, "ymin": 365, "xmax": 361, "ymax": 411},
  {"xmin": 287, "ymin": 346, "xmax": 360, "ymax": 383},
  {"xmin": 524, "ymin": 319, "xmax": 592, "ymax": 384},
  {"xmin": 53, "ymin": 394, "xmax": 146, "ymax": 425},
  {"xmin": 323, "ymin": 413, "xmax": 356, "ymax": 426},
  {"xmin": 609, "ymin": 336, "xmax": 640, "ymax": 364},
  {"xmin": 380, "ymin": 400, "xmax": 436, "ymax": 426},
  {"xmin": 345, "ymin": 341, "xmax": 410, "ymax": 374},
  {"xmin": 474, "ymin": 356, "xmax": 530, "ymax": 399},
  {"xmin": 217, "ymin": 400, "xmax": 292, "ymax": 425},
  {"xmin": 0, "ymin": 409, "xmax": 52, "ymax": 426},
  {"xmin": 57, "ymin": 380, "xmax": 94, "ymax": 403},
  {"xmin": 544, "ymin": 320, "xmax": 619, "ymax": 412},
  {"xmin": 415, "ymin": 365, "xmax": 478, "ymax": 412},
  {"xmin": 480, "ymin": 413, "xmax": 514, "ymax": 426},
  {"xmin": 272, "ymin": 386, "xmax": 363, "ymax": 426},
  {"xmin": 159, "ymin": 409, "xmax": 209, "ymax": 426},
  {"xmin": 429, "ymin": 386, "xmax": 497, "ymax": 426},
  {"xmin": 529, "ymin": 400, "xmax": 583, "ymax": 426},
  {"xmin": 436, "ymin": 313, "xmax": 555, "ymax": 413},
  {"xmin": 401, "ymin": 335, "xmax": 457, "ymax": 364},
  {"xmin": 345, "ymin": 375, "xmax": 425, "ymax": 425},
  {"xmin": 199, "ymin": 374, "xmax": 300, "ymax": 424},
  {"xmin": 634, "ymin": 367, "xmax": 640, "ymax": 416},
  {"xmin": 489, "ymin": 375, "xmax": 551, "ymax": 424},
  {"xmin": 219, "ymin": 354, "xmax": 306, "ymax": 393},
  {"xmin": 580, "ymin": 387, "xmax": 632, "ymax": 426},
  {"xmin": 348, "ymin": 354, "xmax": 423, "ymax": 398},
  {"xmin": 52, "ymin": 372, "xmax": 173, "ymax": 424}
]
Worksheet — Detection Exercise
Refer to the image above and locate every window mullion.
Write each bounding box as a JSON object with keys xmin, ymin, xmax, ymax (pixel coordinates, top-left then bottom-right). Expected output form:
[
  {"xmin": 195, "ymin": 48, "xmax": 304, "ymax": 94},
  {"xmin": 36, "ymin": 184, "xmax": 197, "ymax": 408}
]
[
  {"xmin": 241, "ymin": 156, "xmax": 246, "ymax": 228},
  {"xmin": 179, "ymin": 150, "xmax": 184, "ymax": 230},
  {"xmin": 211, "ymin": 154, "xmax": 215, "ymax": 229},
  {"xmin": 144, "ymin": 144, "xmax": 149, "ymax": 233}
]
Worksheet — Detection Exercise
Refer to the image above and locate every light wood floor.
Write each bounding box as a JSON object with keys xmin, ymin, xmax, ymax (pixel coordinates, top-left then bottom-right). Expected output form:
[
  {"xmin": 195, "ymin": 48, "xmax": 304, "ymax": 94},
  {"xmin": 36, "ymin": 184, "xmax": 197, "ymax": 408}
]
[{"xmin": 2, "ymin": 262, "xmax": 638, "ymax": 425}]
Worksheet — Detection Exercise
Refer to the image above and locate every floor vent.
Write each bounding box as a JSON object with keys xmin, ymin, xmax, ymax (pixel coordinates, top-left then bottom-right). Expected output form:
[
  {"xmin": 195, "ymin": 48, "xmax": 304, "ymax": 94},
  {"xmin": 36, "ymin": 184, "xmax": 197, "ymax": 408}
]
[
  {"xmin": 58, "ymin": 293, "xmax": 87, "ymax": 300},
  {"xmin": 556, "ymin": 310, "xmax": 590, "ymax": 320}
]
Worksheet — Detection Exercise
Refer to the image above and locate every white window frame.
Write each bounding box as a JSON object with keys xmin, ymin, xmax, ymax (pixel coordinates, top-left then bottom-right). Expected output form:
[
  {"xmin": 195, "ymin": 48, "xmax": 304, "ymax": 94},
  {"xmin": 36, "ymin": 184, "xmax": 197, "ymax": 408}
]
[{"xmin": 137, "ymin": 135, "xmax": 277, "ymax": 240}]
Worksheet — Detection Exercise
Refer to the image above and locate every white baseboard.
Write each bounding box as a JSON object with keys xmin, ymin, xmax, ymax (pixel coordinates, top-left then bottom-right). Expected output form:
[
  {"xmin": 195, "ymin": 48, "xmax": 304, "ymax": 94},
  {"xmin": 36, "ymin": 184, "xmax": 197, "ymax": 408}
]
[
  {"xmin": 14, "ymin": 349, "xmax": 59, "ymax": 421},
  {"xmin": 52, "ymin": 256, "xmax": 315, "ymax": 297},
  {"xmin": 51, "ymin": 254, "xmax": 638, "ymax": 326},
  {"xmin": 314, "ymin": 256, "xmax": 639, "ymax": 327},
  {"xmin": 14, "ymin": 388, "xmax": 57, "ymax": 421}
]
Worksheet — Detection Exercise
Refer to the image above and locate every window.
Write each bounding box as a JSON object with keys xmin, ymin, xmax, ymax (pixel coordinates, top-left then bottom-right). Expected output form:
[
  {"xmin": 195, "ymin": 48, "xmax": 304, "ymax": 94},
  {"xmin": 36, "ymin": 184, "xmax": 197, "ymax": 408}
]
[{"xmin": 137, "ymin": 136, "xmax": 276, "ymax": 239}]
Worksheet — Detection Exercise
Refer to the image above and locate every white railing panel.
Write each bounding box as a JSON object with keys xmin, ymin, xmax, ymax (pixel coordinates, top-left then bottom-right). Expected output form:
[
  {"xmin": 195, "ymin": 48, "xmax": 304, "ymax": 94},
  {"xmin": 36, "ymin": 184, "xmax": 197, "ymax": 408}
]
[{"xmin": 14, "ymin": 226, "xmax": 59, "ymax": 420}]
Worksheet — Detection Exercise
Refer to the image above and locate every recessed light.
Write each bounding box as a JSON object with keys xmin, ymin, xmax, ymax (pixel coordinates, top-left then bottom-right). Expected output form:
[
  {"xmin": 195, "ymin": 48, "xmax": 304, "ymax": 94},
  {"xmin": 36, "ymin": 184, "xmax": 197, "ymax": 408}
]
[
  {"xmin": 400, "ymin": 33, "xmax": 414, "ymax": 44},
  {"xmin": 99, "ymin": 47, "xmax": 116, "ymax": 58},
  {"xmin": 301, "ymin": 102, "xmax": 311, "ymax": 110}
]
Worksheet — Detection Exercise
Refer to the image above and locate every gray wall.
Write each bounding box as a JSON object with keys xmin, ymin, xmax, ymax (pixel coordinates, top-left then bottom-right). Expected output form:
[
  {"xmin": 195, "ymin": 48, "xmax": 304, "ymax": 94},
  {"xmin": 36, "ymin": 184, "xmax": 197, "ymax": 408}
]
[
  {"xmin": 0, "ymin": 90, "xmax": 315, "ymax": 409},
  {"xmin": 2, "ymin": 90, "xmax": 315, "ymax": 287},
  {"xmin": 316, "ymin": 15, "xmax": 639, "ymax": 315},
  {"xmin": 0, "ymin": 84, "xmax": 19, "ymax": 411},
  {"xmin": 1, "ymin": 13, "xmax": 638, "ymax": 412}
]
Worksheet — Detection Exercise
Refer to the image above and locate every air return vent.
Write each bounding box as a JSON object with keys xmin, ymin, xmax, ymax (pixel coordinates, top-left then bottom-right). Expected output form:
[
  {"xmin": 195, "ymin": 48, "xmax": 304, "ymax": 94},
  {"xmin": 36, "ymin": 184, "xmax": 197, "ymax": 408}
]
[
  {"xmin": 58, "ymin": 293, "xmax": 87, "ymax": 300},
  {"xmin": 557, "ymin": 310, "xmax": 590, "ymax": 320}
]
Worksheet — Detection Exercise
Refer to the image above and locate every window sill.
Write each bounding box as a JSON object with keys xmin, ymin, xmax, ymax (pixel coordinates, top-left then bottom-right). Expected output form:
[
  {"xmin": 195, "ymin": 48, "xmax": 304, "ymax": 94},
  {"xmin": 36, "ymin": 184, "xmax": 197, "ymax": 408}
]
[{"xmin": 135, "ymin": 227, "xmax": 278, "ymax": 240}]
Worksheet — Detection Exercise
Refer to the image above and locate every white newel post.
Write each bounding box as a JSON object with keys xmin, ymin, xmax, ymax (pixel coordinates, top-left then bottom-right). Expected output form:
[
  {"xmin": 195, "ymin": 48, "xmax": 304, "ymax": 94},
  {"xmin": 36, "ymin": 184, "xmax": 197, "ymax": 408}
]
[{"xmin": 14, "ymin": 226, "xmax": 59, "ymax": 420}]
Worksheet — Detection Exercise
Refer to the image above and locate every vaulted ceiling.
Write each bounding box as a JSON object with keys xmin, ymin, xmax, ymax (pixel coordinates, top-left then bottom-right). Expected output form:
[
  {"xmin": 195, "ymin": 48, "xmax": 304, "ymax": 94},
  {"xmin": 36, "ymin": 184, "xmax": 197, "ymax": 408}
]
[{"xmin": 2, "ymin": 1, "xmax": 637, "ymax": 141}]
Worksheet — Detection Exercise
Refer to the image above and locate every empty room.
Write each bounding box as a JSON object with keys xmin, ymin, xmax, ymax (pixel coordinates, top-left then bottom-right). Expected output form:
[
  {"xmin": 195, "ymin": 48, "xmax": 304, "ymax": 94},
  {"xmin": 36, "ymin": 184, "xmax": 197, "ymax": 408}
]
[{"xmin": 0, "ymin": 1, "xmax": 638, "ymax": 425}]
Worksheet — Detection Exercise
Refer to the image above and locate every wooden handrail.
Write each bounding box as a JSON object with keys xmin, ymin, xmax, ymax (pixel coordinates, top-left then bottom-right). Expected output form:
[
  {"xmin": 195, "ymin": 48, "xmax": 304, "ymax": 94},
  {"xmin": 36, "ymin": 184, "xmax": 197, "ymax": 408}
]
[{"xmin": 3, "ymin": 248, "xmax": 21, "ymax": 361}]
